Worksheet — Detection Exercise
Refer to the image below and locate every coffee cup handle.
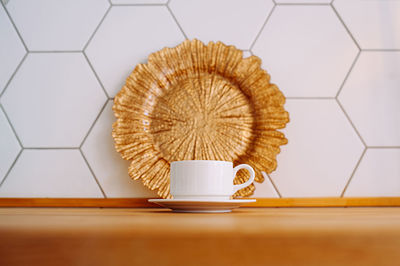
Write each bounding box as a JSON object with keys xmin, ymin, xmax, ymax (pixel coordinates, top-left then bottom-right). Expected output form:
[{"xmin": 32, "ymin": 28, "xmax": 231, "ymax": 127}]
[{"xmin": 232, "ymin": 164, "xmax": 255, "ymax": 193}]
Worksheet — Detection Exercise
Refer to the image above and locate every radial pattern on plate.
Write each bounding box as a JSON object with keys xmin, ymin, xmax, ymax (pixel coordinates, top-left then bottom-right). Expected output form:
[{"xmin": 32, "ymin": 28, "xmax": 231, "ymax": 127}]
[{"xmin": 113, "ymin": 39, "xmax": 289, "ymax": 198}]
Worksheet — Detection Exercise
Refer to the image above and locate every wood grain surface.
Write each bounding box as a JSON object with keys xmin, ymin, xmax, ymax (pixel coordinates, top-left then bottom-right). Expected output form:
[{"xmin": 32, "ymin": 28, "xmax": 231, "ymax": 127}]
[
  {"xmin": 1, "ymin": 197, "xmax": 400, "ymax": 207},
  {"xmin": 0, "ymin": 207, "xmax": 399, "ymax": 266}
]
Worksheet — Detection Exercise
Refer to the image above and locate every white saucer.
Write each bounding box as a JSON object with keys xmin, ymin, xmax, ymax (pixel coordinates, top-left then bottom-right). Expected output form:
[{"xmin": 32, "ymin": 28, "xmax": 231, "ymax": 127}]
[{"xmin": 148, "ymin": 199, "xmax": 256, "ymax": 213}]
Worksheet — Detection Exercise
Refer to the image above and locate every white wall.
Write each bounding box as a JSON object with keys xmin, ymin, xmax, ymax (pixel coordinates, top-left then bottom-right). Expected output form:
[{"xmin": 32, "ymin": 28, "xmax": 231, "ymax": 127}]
[{"xmin": 0, "ymin": 0, "xmax": 399, "ymax": 198}]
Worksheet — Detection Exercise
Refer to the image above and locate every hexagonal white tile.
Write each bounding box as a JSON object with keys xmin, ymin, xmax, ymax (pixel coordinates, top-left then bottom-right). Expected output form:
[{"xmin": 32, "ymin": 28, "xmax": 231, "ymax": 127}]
[
  {"xmin": 169, "ymin": 0, "xmax": 274, "ymax": 50},
  {"xmin": 252, "ymin": 172, "xmax": 280, "ymax": 198},
  {"xmin": 86, "ymin": 6, "xmax": 185, "ymax": 97},
  {"xmin": 252, "ymin": 5, "xmax": 358, "ymax": 97},
  {"xmin": 82, "ymin": 100, "xmax": 158, "ymax": 198},
  {"xmin": 338, "ymin": 52, "xmax": 400, "ymax": 147},
  {"xmin": 0, "ymin": 149, "xmax": 103, "ymax": 197},
  {"xmin": 344, "ymin": 149, "xmax": 400, "ymax": 197},
  {"xmin": 1, "ymin": 53, "xmax": 107, "ymax": 148},
  {"xmin": 0, "ymin": 107, "xmax": 21, "ymax": 183},
  {"xmin": 0, "ymin": 4, "xmax": 25, "ymax": 94},
  {"xmin": 334, "ymin": 0, "xmax": 400, "ymax": 49},
  {"xmin": 6, "ymin": 0, "xmax": 109, "ymax": 51},
  {"xmin": 111, "ymin": 0, "xmax": 167, "ymax": 4},
  {"xmin": 270, "ymin": 99, "xmax": 364, "ymax": 197}
]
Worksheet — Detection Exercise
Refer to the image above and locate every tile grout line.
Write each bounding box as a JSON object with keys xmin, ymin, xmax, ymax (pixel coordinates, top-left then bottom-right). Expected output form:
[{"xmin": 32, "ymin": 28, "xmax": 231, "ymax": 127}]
[
  {"xmin": 1, "ymin": 0, "xmax": 29, "ymax": 52},
  {"xmin": 0, "ymin": 1, "xmax": 19, "ymax": 188},
  {"xmin": 0, "ymin": 104, "xmax": 23, "ymax": 148},
  {"xmin": 0, "ymin": 100, "xmax": 24, "ymax": 196},
  {"xmin": 79, "ymin": 99, "xmax": 109, "ymax": 149},
  {"xmin": 333, "ymin": 42, "xmax": 367, "ymax": 154},
  {"xmin": 80, "ymin": 2, "xmax": 111, "ymax": 98},
  {"xmin": 78, "ymin": 99, "xmax": 109, "ymax": 198},
  {"xmin": 261, "ymin": 171, "xmax": 282, "ymax": 198},
  {"xmin": 335, "ymin": 98, "xmax": 368, "ymax": 148},
  {"xmin": 0, "ymin": 52, "xmax": 27, "ymax": 98},
  {"xmin": 166, "ymin": 3, "xmax": 188, "ymax": 40},
  {"xmin": 336, "ymin": 47, "xmax": 368, "ymax": 198},
  {"xmin": 340, "ymin": 147, "xmax": 367, "ymax": 197},
  {"xmin": 83, "ymin": 4, "xmax": 112, "ymax": 51},
  {"xmin": 0, "ymin": 149, "xmax": 23, "ymax": 188},
  {"xmin": 83, "ymin": 51, "xmax": 110, "ymax": 98},
  {"xmin": 79, "ymin": 149, "xmax": 107, "ymax": 198},
  {"xmin": 335, "ymin": 49, "xmax": 360, "ymax": 98},
  {"xmin": 249, "ymin": 4, "xmax": 276, "ymax": 51},
  {"xmin": 330, "ymin": 1, "xmax": 361, "ymax": 51}
]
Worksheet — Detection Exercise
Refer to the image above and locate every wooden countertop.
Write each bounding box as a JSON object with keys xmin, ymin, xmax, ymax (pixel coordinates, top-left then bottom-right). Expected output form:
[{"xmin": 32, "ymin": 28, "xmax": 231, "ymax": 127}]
[{"xmin": 0, "ymin": 207, "xmax": 399, "ymax": 266}]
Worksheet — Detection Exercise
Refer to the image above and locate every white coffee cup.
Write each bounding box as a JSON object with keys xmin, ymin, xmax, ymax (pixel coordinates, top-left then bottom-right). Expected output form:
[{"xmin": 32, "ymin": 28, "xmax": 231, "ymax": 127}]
[{"xmin": 170, "ymin": 160, "xmax": 255, "ymax": 200}]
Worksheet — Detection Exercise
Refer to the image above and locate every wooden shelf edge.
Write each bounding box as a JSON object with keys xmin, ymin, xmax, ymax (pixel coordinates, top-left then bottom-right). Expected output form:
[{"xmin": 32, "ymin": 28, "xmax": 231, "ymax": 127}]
[
  {"xmin": 246, "ymin": 197, "xmax": 400, "ymax": 207},
  {"xmin": 0, "ymin": 197, "xmax": 400, "ymax": 207}
]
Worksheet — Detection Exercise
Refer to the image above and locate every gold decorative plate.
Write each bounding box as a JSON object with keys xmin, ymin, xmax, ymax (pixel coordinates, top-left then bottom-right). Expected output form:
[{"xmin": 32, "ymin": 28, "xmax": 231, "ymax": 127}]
[{"xmin": 113, "ymin": 39, "xmax": 289, "ymax": 199}]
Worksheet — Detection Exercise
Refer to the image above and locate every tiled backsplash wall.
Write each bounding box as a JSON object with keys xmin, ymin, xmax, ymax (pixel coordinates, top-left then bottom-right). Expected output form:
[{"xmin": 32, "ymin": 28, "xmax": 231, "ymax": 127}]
[{"xmin": 0, "ymin": 0, "xmax": 399, "ymax": 198}]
